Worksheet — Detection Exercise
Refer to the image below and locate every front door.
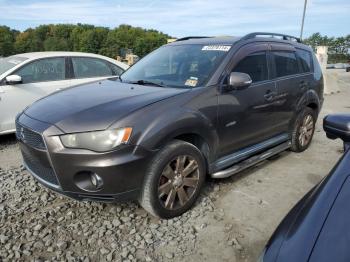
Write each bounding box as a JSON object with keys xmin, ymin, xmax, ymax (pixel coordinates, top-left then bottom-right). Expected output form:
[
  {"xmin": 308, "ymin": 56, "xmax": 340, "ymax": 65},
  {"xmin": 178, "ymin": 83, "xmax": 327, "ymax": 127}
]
[{"xmin": 217, "ymin": 44, "xmax": 280, "ymax": 157}]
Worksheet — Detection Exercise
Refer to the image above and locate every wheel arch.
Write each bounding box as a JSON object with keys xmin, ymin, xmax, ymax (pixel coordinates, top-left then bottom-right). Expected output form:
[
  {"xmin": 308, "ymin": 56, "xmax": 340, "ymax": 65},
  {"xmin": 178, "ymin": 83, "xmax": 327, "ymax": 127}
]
[
  {"xmin": 135, "ymin": 109, "xmax": 219, "ymax": 166},
  {"xmin": 296, "ymin": 89, "xmax": 321, "ymax": 114}
]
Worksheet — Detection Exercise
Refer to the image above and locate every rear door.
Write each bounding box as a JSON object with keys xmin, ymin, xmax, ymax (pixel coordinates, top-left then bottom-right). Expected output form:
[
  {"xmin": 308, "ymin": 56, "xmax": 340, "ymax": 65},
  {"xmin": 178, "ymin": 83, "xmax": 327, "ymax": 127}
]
[
  {"xmin": 69, "ymin": 57, "xmax": 124, "ymax": 87},
  {"xmin": 270, "ymin": 44, "xmax": 312, "ymax": 131},
  {"xmin": 217, "ymin": 43, "xmax": 280, "ymax": 156},
  {"xmin": 0, "ymin": 57, "xmax": 68, "ymax": 132}
]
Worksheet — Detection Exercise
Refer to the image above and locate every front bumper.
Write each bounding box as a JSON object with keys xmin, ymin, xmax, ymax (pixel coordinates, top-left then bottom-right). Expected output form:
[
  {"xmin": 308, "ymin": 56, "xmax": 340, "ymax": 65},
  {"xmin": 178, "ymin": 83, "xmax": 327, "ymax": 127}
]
[{"xmin": 17, "ymin": 113, "xmax": 155, "ymax": 203}]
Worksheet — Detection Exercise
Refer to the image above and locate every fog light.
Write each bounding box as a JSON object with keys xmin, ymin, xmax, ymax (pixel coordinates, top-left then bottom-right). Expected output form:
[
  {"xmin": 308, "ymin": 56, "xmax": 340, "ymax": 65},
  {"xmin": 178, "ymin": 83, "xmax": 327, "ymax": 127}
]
[
  {"xmin": 90, "ymin": 173, "xmax": 103, "ymax": 189},
  {"xmin": 74, "ymin": 171, "xmax": 104, "ymax": 192}
]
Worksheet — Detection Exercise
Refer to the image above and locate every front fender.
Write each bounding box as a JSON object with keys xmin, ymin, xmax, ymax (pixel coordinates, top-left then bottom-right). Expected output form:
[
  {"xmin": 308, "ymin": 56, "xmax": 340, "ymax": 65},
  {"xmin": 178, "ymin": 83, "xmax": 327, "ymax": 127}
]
[{"xmin": 135, "ymin": 108, "xmax": 219, "ymax": 159}]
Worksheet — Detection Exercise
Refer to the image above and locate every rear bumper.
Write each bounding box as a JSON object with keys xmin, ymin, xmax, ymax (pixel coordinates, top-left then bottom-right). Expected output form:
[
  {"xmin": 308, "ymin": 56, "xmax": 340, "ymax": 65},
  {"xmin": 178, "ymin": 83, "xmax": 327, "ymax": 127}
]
[{"xmin": 17, "ymin": 113, "xmax": 155, "ymax": 203}]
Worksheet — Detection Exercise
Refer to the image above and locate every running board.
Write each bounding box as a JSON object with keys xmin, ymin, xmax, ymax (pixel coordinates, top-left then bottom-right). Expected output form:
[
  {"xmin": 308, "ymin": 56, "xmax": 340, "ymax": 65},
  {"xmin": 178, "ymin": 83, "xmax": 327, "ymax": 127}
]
[{"xmin": 210, "ymin": 141, "xmax": 291, "ymax": 179}]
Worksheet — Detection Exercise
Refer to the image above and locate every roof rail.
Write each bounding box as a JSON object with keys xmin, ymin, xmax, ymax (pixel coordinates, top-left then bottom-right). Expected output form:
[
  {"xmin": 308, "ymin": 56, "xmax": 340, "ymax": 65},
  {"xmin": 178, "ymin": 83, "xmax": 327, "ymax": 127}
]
[
  {"xmin": 175, "ymin": 36, "xmax": 212, "ymax": 42},
  {"xmin": 241, "ymin": 32, "xmax": 301, "ymax": 43}
]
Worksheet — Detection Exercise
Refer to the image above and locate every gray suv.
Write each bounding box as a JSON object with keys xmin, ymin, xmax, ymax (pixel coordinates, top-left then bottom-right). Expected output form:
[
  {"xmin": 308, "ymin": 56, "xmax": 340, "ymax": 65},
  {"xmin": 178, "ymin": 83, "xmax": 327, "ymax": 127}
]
[{"xmin": 16, "ymin": 32, "xmax": 324, "ymax": 218}]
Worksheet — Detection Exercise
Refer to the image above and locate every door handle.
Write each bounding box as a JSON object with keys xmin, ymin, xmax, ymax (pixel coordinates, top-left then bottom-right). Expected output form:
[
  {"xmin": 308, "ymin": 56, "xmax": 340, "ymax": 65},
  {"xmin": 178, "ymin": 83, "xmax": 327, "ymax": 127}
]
[
  {"xmin": 264, "ymin": 91, "xmax": 275, "ymax": 101},
  {"xmin": 299, "ymin": 80, "xmax": 308, "ymax": 89}
]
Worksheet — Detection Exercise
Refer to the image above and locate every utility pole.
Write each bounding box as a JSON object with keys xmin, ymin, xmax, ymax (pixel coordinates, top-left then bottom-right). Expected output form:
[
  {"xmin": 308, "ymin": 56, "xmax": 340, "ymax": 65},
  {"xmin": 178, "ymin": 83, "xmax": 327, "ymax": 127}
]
[{"xmin": 300, "ymin": 0, "xmax": 308, "ymax": 41}]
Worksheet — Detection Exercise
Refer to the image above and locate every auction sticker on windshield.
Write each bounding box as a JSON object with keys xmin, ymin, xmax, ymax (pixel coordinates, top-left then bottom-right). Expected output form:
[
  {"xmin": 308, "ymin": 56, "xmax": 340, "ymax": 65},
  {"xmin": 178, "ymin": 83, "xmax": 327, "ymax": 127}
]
[
  {"xmin": 202, "ymin": 45, "xmax": 231, "ymax": 51},
  {"xmin": 185, "ymin": 77, "xmax": 198, "ymax": 87}
]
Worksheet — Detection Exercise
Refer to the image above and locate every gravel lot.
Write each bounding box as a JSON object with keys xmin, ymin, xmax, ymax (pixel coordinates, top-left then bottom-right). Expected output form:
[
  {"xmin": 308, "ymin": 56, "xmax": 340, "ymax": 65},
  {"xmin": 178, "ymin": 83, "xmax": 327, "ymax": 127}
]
[{"xmin": 1, "ymin": 70, "xmax": 349, "ymax": 262}]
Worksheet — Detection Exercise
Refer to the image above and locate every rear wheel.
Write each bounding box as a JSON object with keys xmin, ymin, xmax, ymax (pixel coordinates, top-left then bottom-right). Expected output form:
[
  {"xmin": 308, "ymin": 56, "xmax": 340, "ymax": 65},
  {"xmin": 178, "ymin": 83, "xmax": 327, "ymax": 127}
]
[
  {"xmin": 290, "ymin": 108, "xmax": 316, "ymax": 152},
  {"xmin": 139, "ymin": 140, "xmax": 206, "ymax": 218}
]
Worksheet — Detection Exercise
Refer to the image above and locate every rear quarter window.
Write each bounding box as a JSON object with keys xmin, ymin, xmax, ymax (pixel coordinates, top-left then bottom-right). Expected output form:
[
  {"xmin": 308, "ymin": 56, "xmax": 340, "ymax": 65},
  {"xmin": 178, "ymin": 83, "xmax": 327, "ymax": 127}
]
[{"xmin": 297, "ymin": 49, "xmax": 312, "ymax": 73}]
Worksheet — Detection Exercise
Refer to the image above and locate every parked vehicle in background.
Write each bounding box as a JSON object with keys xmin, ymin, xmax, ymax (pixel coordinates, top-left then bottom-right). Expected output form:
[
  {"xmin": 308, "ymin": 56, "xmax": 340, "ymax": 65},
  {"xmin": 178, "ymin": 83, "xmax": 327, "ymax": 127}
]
[
  {"xmin": 260, "ymin": 114, "xmax": 350, "ymax": 262},
  {"xmin": 16, "ymin": 32, "xmax": 324, "ymax": 218},
  {"xmin": 334, "ymin": 63, "xmax": 346, "ymax": 69},
  {"xmin": 0, "ymin": 52, "xmax": 128, "ymax": 135}
]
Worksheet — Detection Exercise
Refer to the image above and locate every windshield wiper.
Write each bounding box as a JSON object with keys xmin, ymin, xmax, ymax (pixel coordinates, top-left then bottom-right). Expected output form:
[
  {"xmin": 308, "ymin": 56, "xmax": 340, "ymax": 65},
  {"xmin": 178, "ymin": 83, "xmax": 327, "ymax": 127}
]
[{"xmin": 129, "ymin": 80, "xmax": 166, "ymax": 87}]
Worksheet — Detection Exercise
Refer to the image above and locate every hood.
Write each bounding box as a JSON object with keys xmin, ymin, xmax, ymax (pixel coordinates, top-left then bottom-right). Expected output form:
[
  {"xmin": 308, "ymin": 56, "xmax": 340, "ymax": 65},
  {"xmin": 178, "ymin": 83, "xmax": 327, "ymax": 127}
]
[{"xmin": 24, "ymin": 79, "xmax": 189, "ymax": 133}]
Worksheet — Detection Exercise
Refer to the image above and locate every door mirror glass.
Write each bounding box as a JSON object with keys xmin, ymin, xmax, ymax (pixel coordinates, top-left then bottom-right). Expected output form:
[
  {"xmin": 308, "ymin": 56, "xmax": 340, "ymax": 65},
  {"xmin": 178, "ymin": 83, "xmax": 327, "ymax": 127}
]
[
  {"xmin": 324, "ymin": 114, "xmax": 350, "ymax": 144},
  {"xmin": 226, "ymin": 72, "xmax": 252, "ymax": 91},
  {"xmin": 5, "ymin": 75, "xmax": 22, "ymax": 85}
]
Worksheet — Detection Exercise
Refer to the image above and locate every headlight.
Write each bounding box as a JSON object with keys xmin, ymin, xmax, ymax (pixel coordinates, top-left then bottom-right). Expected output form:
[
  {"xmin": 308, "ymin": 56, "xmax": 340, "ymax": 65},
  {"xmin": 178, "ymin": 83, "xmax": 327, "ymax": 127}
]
[{"xmin": 60, "ymin": 127, "xmax": 132, "ymax": 152}]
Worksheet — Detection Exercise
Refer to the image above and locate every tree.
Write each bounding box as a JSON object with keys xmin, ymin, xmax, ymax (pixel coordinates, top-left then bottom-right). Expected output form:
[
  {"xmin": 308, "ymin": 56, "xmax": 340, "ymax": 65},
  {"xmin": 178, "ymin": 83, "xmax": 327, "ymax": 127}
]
[
  {"xmin": 43, "ymin": 37, "xmax": 70, "ymax": 51},
  {"xmin": 303, "ymin": 32, "xmax": 350, "ymax": 63},
  {"xmin": 0, "ymin": 26, "xmax": 17, "ymax": 56},
  {"xmin": 79, "ymin": 27, "xmax": 109, "ymax": 53},
  {"xmin": 14, "ymin": 29, "xmax": 43, "ymax": 53}
]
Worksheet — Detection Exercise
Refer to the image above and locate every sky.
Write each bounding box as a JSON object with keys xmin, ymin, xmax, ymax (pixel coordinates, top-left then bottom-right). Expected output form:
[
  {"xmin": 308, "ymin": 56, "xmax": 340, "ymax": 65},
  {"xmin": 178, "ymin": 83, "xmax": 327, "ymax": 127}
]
[{"xmin": 0, "ymin": 0, "xmax": 349, "ymax": 38}]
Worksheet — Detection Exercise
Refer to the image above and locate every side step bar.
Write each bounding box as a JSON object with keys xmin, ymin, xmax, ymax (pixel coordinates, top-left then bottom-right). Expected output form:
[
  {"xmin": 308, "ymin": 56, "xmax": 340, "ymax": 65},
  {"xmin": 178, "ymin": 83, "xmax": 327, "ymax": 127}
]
[{"xmin": 210, "ymin": 141, "xmax": 291, "ymax": 179}]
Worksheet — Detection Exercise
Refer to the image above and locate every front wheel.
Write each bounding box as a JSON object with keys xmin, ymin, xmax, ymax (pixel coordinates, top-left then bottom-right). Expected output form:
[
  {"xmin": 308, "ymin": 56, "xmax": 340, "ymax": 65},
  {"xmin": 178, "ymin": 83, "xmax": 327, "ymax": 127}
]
[
  {"xmin": 290, "ymin": 108, "xmax": 317, "ymax": 152},
  {"xmin": 139, "ymin": 140, "xmax": 206, "ymax": 219}
]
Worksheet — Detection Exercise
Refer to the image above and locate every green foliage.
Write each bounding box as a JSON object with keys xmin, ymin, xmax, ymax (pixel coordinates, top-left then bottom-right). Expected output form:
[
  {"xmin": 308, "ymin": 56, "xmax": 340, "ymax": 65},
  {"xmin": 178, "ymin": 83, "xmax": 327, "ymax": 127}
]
[
  {"xmin": 303, "ymin": 33, "xmax": 350, "ymax": 63},
  {"xmin": 0, "ymin": 24, "xmax": 170, "ymax": 59},
  {"xmin": 0, "ymin": 26, "xmax": 18, "ymax": 56}
]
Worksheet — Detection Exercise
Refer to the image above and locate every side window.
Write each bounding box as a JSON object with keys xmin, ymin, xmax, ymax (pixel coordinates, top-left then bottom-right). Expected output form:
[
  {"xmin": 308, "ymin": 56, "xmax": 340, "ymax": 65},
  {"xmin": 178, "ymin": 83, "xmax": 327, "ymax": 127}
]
[
  {"xmin": 296, "ymin": 49, "xmax": 312, "ymax": 73},
  {"xmin": 15, "ymin": 58, "xmax": 65, "ymax": 84},
  {"xmin": 273, "ymin": 51, "xmax": 299, "ymax": 77},
  {"xmin": 72, "ymin": 57, "xmax": 113, "ymax": 78},
  {"xmin": 233, "ymin": 52, "xmax": 268, "ymax": 83},
  {"xmin": 109, "ymin": 63, "xmax": 124, "ymax": 76}
]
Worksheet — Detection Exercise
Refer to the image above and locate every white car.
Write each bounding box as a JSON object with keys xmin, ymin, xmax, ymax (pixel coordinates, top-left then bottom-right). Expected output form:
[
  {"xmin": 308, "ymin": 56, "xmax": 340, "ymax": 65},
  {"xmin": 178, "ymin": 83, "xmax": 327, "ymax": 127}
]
[{"xmin": 0, "ymin": 52, "xmax": 128, "ymax": 135}]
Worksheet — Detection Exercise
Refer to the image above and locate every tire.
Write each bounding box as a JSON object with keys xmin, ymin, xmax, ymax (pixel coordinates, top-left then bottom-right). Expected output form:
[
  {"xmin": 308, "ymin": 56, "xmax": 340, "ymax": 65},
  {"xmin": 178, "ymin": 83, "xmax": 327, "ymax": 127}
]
[
  {"xmin": 138, "ymin": 140, "xmax": 206, "ymax": 219},
  {"xmin": 290, "ymin": 107, "xmax": 317, "ymax": 152}
]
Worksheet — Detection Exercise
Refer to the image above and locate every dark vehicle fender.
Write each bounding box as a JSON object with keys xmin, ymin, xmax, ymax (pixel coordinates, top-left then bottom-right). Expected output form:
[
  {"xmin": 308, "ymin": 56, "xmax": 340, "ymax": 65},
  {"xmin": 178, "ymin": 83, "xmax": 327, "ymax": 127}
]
[
  {"xmin": 134, "ymin": 109, "xmax": 219, "ymax": 165},
  {"xmin": 289, "ymin": 89, "xmax": 321, "ymax": 131},
  {"xmin": 296, "ymin": 89, "xmax": 321, "ymax": 114}
]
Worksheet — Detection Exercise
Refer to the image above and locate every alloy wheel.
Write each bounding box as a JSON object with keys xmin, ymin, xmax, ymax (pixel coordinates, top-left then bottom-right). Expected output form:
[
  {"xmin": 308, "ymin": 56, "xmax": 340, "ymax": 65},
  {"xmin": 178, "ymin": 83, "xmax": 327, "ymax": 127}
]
[
  {"xmin": 299, "ymin": 114, "xmax": 314, "ymax": 147},
  {"xmin": 158, "ymin": 155, "xmax": 200, "ymax": 210}
]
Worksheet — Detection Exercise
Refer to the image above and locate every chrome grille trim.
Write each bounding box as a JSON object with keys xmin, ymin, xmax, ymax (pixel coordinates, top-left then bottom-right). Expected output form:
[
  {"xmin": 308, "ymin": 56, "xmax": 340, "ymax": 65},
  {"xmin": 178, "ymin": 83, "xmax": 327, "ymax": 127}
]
[{"xmin": 15, "ymin": 121, "xmax": 46, "ymax": 150}]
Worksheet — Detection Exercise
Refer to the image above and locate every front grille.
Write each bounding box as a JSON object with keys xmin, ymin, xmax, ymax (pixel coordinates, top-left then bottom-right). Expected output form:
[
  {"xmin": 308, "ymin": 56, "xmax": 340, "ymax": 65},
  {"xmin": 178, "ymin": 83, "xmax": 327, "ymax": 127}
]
[
  {"xmin": 16, "ymin": 122, "xmax": 46, "ymax": 150},
  {"xmin": 22, "ymin": 151, "xmax": 59, "ymax": 186}
]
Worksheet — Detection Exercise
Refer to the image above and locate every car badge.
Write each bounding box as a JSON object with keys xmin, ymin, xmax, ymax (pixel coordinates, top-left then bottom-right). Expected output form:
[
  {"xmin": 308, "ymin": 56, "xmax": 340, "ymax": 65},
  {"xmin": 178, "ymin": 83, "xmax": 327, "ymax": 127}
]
[{"xmin": 20, "ymin": 127, "xmax": 25, "ymax": 141}]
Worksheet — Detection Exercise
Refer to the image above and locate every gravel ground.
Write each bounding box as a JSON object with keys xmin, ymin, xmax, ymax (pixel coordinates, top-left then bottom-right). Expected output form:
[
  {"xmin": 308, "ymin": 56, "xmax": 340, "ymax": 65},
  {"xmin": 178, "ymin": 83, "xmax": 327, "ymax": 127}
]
[{"xmin": 0, "ymin": 69, "xmax": 349, "ymax": 262}]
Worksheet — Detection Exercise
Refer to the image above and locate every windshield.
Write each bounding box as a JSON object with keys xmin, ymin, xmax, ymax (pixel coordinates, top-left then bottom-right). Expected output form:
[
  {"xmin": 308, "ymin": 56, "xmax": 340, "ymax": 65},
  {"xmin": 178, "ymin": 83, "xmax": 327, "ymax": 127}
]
[
  {"xmin": 0, "ymin": 56, "xmax": 28, "ymax": 75},
  {"xmin": 121, "ymin": 44, "xmax": 231, "ymax": 88}
]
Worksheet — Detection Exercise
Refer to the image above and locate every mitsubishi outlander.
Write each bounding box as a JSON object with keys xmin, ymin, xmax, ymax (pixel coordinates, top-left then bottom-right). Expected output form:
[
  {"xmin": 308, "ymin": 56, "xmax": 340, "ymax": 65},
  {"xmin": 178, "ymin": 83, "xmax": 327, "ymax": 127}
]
[{"xmin": 16, "ymin": 33, "xmax": 324, "ymax": 218}]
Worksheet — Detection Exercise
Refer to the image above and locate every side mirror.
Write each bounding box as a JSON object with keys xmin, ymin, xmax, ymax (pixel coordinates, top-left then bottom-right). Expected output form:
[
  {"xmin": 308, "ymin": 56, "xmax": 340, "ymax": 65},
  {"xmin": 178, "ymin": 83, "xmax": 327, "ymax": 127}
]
[
  {"xmin": 225, "ymin": 72, "xmax": 252, "ymax": 91},
  {"xmin": 5, "ymin": 75, "xmax": 22, "ymax": 85},
  {"xmin": 324, "ymin": 114, "xmax": 350, "ymax": 143}
]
